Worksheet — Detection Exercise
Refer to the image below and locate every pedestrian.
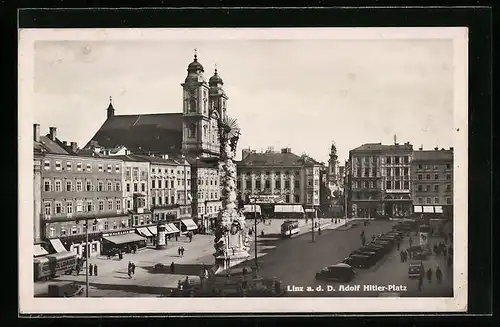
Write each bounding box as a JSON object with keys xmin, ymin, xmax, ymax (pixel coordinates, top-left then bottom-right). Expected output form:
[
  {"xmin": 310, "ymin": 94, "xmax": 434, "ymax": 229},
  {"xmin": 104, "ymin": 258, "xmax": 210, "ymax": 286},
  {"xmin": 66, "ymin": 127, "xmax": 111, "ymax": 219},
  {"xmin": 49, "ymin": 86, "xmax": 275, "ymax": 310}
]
[
  {"xmin": 128, "ymin": 267, "xmax": 132, "ymax": 279},
  {"xmin": 261, "ymin": 230, "xmax": 264, "ymax": 237},
  {"xmin": 177, "ymin": 247, "xmax": 181, "ymax": 256},
  {"xmin": 131, "ymin": 262, "xmax": 136, "ymax": 275},
  {"xmin": 93, "ymin": 264, "xmax": 98, "ymax": 276},
  {"xmin": 418, "ymin": 275, "xmax": 423, "ymax": 292},
  {"xmin": 76, "ymin": 264, "xmax": 81, "ymax": 276},
  {"xmin": 448, "ymin": 246, "xmax": 453, "ymax": 256},
  {"xmin": 436, "ymin": 266, "xmax": 442, "ymax": 284},
  {"xmin": 175, "ymin": 234, "xmax": 178, "ymax": 241},
  {"xmin": 89, "ymin": 263, "xmax": 93, "ymax": 276},
  {"xmin": 189, "ymin": 234, "xmax": 193, "ymax": 242},
  {"xmin": 426, "ymin": 268, "xmax": 433, "ymax": 283},
  {"xmin": 361, "ymin": 236, "xmax": 366, "ymax": 246},
  {"xmin": 181, "ymin": 247, "xmax": 185, "ymax": 256},
  {"xmin": 318, "ymin": 227, "xmax": 322, "ymax": 235},
  {"xmin": 170, "ymin": 262, "xmax": 175, "ymax": 274},
  {"xmin": 400, "ymin": 251, "xmax": 404, "ymax": 263}
]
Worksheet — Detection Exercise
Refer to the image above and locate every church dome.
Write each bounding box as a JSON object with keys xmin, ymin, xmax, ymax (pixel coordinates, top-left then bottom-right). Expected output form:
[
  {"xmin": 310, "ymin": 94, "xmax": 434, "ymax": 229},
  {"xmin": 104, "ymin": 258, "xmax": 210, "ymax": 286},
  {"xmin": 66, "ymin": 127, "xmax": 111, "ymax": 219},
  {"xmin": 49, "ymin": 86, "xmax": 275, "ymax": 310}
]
[
  {"xmin": 209, "ymin": 68, "xmax": 224, "ymax": 86},
  {"xmin": 187, "ymin": 54, "xmax": 204, "ymax": 73}
]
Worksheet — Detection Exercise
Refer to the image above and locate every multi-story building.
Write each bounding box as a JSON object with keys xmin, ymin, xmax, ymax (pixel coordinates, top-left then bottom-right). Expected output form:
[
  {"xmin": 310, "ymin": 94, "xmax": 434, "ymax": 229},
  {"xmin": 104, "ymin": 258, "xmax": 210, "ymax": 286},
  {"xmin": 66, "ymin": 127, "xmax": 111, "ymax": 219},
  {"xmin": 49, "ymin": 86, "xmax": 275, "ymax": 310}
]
[
  {"xmin": 106, "ymin": 155, "xmax": 151, "ymax": 228},
  {"xmin": 411, "ymin": 146, "xmax": 454, "ymax": 218},
  {"xmin": 83, "ymin": 53, "xmax": 230, "ymax": 227},
  {"xmin": 348, "ymin": 141, "xmax": 413, "ymax": 218},
  {"xmin": 36, "ymin": 125, "xmax": 131, "ymax": 257},
  {"xmin": 236, "ymin": 147, "xmax": 322, "ymax": 217}
]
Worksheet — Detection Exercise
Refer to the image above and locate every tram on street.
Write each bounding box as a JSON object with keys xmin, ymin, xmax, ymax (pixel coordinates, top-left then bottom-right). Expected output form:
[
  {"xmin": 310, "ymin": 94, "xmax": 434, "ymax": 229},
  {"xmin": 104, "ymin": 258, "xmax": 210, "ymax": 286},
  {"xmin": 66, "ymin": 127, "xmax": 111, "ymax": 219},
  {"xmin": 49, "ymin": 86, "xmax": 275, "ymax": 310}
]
[
  {"xmin": 281, "ymin": 220, "xmax": 300, "ymax": 238},
  {"xmin": 34, "ymin": 251, "xmax": 78, "ymax": 281}
]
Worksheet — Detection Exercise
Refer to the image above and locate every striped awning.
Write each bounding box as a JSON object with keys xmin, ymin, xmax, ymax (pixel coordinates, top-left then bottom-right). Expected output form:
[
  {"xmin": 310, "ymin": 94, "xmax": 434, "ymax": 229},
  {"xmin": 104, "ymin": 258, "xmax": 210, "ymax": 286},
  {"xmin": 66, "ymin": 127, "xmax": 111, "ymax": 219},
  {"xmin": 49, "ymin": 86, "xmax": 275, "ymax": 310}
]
[
  {"xmin": 167, "ymin": 223, "xmax": 180, "ymax": 233},
  {"xmin": 423, "ymin": 206, "xmax": 434, "ymax": 213},
  {"xmin": 49, "ymin": 238, "xmax": 67, "ymax": 253},
  {"xmin": 274, "ymin": 205, "xmax": 304, "ymax": 213},
  {"xmin": 243, "ymin": 204, "xmax": 261, "ymax": 213},
  {"xmin": 181, "ymin": 219, "xmax": 198, "ymax": 231},
  {"xmin": 147, "ymin": 225, "xmax": 158, "ymax": 235},
  {"xmin": 103, "ymin": 233, "xmax": 146, "ymax": 245},
  {"xmin": 414, "ymin": 206, "xmax": 423, "ymax": 213},
  {"xmin": 136, "ymin": 227, "xmax": 153, "ymax": 237}
]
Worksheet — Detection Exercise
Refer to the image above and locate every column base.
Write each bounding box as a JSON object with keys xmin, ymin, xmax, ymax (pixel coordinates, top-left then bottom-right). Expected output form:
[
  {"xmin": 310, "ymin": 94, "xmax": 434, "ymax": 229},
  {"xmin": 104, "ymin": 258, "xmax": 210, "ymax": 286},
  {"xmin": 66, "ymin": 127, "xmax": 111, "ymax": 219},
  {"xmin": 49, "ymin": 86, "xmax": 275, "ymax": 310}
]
[
  {"xmin": 156, "ymin": 244, "xmax": 167, "ymax": 250},
  {"xmin": 213, "ymin": 250, "xmax": 250, "ymax": 275}
]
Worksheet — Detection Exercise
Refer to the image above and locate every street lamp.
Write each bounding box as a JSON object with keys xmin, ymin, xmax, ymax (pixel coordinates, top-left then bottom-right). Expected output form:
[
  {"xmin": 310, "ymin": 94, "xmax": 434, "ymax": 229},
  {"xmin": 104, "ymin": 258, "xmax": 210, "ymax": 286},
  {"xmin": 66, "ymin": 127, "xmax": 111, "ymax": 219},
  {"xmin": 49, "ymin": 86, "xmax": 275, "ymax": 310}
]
[
  {"xmin": 75, "ymin": 217, "xmax": 98, "ymax": 298},
  {"xmin": 253, "ymin": 198, "xmax": 258, "ymax": 270}
]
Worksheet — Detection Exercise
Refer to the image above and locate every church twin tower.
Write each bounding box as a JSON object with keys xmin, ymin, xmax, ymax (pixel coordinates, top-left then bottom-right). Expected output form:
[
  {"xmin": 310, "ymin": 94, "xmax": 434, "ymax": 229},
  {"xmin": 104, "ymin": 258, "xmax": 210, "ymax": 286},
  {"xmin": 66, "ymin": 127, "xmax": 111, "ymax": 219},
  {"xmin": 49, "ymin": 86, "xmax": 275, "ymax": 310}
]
[{"xmin": 181, "ymin": 53, "xmax": 229, "ymax": 158}]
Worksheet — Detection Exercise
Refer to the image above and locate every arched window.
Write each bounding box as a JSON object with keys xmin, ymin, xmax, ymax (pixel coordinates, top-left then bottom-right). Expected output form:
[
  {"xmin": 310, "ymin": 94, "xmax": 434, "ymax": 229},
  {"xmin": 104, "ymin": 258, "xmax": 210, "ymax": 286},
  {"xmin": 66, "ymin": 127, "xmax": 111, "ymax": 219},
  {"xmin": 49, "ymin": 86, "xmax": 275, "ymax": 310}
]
[
  {"xmin": 188, "ymin": 124, "xmax": 196, "ymax": 138},
  {"xmin": 189, "ymin": 99, "xmax": 197, "ymax": 113}
]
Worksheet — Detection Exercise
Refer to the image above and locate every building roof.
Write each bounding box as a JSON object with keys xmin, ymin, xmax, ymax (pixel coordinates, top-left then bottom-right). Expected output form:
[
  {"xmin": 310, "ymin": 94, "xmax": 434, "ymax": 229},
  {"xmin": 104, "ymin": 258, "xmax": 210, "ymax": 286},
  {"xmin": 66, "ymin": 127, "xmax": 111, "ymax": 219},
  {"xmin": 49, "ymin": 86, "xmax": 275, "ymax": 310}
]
[
  {"xmin": 36, "ymin": 136, "xmax": 71, "ymax": 155},
  {"xmin": 85, "ymin": 113, "xmax": 183, "ymax": 155},
  {"xmin": 350, "ymin": 142, "xmax": 413, "ymax": 153},
  {"xmin": 128, "ymin": 154, "xmax": 188, "ymax": 166},
  {"xmin": 413, "ymin": 150, "xmax": 453, "ymax": 162},
  {"xmin": 238, "ymin": 151, "xmax": 321, "ymax": 167}
]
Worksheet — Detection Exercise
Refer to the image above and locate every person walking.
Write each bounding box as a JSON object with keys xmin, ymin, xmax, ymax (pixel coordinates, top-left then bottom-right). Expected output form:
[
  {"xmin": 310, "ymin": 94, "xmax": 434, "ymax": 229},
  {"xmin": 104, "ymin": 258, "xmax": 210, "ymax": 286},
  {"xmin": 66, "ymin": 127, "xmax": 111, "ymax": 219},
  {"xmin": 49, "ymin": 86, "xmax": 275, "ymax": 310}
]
[
  {"xmin": 436, "ymin": 266, "xmax": 443, "ymax": 284},
  {"xmin": 418, "ymin": 274, "xmax": 423, "ymax": 292},
  {"xmin": 175, "ymin": 233, "xmax": 178, "ymax": 241},
  {"xmin": 89, "ymin": 263, "xmax": 93, "ymax": 276},
  {"xmin": 397, "ymin": 240, "xmax": 401, "ymax": 251},
  {"xmin": 426, "ymin": 267, "xmax": 433, "ymax": 283},
  {"xmin": 127, "ymin": 262, "xmax": 132, "ymax": 279},
  {"xmin": 93, "ymin": 264, "xmax": 98, "ymax": 276},
  {"xmin": 181, "ymin": 247, "xmax": 185, "ymax": 256},
  {"xmin": 170, "ymin": 262, "xmax": 175, "ymax": 274},
  {"xmin": 177, "ymin": 247, "xmax": 181, "ymax": 256},
  {"xmin": 400, "ymin": 251, "xmax": 404, "ymax": 263},
  {"xmin": 409, "ymin": 237, "xmax": 413, "ymax": 247}
]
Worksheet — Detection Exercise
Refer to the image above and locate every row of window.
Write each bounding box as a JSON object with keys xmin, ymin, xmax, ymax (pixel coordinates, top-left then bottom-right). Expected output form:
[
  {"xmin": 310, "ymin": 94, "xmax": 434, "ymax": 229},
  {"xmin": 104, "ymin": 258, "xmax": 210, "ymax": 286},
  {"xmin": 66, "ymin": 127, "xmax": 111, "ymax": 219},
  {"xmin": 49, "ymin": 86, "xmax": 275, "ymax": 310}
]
[
  {"xmin": 197, "ymin": 191, "xmax": 219, "ymax": 200},
  {"xmin": 385, "ymin": 181, "xmax": 410, "ymax": 190},
  {"xmin": 43, "ymin": 199, "xmax": 122, "ymax": 215},
  {"xmin": 197, "ymin": 179, "xmax": 218, "ymax": 186},
  {"xmin": 151, "ymin": 179, "xmax": 191, "ymax": 189},
  {"xmin": 198, "ymin": 204, "xmax": 222, "ymax": 214},
  {"xmin": 44, "ymin": 179, "xmax": 121, "ymax": 193},
  {"xmin": 151, "ymin": 167, "xmax": 190, "ymax": 175},
  {"xmin": 238, "ymin": 180, "xmax": 305, "ymax": 189},
  {"xmin": 416, "ymin": 163, "xmax": 452, "ymax": 170},
  {"xmin": 417, "ymin": 197, "xmax": 453, "ymax": 204},
  {"xmin": 415, "ymin": 184, "xmax": 452, "ymax": 192},
  {"xmin": 353, "ymin": 156, "xmax": 411, "ymax": 165},
  {"xmin": 239, "ymin": 170, "xmax": 301, "ymax": 177},
  {"xmin": 44, "ymin": 160, "xmax": 120, "ymax": 173},
  {"xmin": 150, "ymin": 194, "xmax": 185, "ymax": 207},
  {"xmin": 417, "ymin": 173, "xmax": 452, "ymax": 181}
]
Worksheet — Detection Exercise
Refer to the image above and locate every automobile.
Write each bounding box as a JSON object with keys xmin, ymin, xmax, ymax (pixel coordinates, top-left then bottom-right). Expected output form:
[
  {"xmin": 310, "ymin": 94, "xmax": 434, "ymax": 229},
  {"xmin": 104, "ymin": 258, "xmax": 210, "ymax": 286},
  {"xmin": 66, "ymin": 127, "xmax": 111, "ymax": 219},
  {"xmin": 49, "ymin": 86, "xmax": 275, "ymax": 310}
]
[
  {"xmin": 408, "ymin": 260, "xmax": 424, "ymax": 278},
  {"xmin": 384, "ymin": 232, "xmax": 403, "ymax": 240},
  {"xmin": 360, "ymin": 245, "xmax": 386, "ymax": 256},
  {"xmin": 343, "ymin": 253, "xmax": 378, "ymax": 269},
  {"xmin": 47, "ymin": 282, "xmax": 85, "ymax": 297},
  {"xmin": 371, "ymin": 239, "xmax": 393, "ymax": 249},
  {"xmin": 352, "ymin": 248, "xmax": 383, "ymax": 261},
  {"xmin": 315, "ymin": 263, "xmax": 356, "ymax": 282},
  {"xmin": 364, "ymin": 242, "xmax": 390, "ymax": 254}
]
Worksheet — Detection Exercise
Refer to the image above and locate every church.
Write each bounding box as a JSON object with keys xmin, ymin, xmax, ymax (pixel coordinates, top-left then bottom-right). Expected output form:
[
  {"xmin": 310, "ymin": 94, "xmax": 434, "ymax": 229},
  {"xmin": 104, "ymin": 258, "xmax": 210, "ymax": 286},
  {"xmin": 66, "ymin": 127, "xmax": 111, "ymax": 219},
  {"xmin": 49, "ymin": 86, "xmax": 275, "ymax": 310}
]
[{"xmin": 84, "ymin": 52, "xmax": 231, "ymax": 225}]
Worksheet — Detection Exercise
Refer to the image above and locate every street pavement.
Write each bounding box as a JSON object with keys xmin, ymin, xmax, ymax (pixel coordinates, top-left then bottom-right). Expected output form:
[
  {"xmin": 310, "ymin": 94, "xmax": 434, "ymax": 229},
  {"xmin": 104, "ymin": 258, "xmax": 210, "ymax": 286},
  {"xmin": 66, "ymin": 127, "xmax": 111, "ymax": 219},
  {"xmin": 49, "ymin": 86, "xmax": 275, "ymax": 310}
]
[{"xmin": 34, "ymin": 218, "xmax": 453, "ymax": 298}]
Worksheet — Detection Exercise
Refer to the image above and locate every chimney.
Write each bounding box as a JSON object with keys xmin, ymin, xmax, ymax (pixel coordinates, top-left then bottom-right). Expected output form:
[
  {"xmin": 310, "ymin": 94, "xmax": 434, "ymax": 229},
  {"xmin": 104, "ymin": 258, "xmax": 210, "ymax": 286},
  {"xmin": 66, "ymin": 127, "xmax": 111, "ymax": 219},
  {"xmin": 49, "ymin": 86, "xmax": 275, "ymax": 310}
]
[
  {"xmin": 450, "ymin": 147, "xmax": 454, "ymax": 151},
  {"xmin": 393, "ymin": 134, "xmax": 397, "ymax": 145},
  {"xmin": 281, "ymin": 147, "xmax": 291, "ymax": 154},
  {"xmin": 33, "ymin": 124, "xmax": 40, "ymax": 142},
  {"xmin": 70, "ymin": 142, "xmax": 78, "ymax": 152},
  {"xmin": 434, "ymin": 147, "xmax": 438, "ymax": 151},
  {"xmin": 49, "ymin": 127, "xmax": 57, "ymax": 141},
  {"xmin": 163, "ymin": 154, "xmax": 169, "ymax": 159}
]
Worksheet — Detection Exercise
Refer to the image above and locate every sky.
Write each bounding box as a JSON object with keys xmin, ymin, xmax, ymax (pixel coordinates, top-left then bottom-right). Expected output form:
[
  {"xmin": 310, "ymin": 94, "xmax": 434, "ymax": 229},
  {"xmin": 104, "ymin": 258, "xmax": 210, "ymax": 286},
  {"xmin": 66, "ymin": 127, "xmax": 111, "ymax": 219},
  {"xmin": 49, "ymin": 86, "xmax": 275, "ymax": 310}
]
[{"xmin": 32, "ymin": 36, "xmax": 454, "ymax": 163}]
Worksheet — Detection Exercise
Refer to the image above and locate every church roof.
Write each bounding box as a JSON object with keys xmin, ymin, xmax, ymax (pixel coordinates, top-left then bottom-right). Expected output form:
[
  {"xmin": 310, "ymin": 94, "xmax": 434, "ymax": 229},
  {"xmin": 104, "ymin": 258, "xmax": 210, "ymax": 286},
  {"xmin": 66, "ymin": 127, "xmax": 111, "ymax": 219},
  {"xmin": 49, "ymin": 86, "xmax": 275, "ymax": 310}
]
[{"xmin": 85, "ymin": 113, "xmax": 183, "ymax": 155}]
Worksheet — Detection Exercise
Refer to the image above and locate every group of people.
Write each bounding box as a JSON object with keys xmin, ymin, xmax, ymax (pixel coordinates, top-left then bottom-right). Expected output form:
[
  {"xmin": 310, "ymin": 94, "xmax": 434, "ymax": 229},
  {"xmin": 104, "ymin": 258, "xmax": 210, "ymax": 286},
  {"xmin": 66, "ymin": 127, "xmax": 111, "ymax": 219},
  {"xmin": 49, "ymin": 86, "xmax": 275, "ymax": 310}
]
[
  {"xmin": 127, "ymin": 261, "xmax": 136, "ymax": 278},
  {"xmin": 418, "ymin": 265, "xmax": 443, "ymax": 291}
]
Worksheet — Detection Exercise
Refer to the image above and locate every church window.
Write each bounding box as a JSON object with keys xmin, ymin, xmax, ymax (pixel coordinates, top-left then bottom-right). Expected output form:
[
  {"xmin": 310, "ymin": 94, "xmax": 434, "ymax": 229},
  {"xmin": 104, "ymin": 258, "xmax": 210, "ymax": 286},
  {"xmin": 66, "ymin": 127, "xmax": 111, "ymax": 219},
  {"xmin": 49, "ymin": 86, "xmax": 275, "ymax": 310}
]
[
  {"xmin": 189, "ymin": 99, "xmax": 197, "ymax": 113},
  {"xmin": 188, "ymin": 124, "xmax": 196, "ymax": 138}
]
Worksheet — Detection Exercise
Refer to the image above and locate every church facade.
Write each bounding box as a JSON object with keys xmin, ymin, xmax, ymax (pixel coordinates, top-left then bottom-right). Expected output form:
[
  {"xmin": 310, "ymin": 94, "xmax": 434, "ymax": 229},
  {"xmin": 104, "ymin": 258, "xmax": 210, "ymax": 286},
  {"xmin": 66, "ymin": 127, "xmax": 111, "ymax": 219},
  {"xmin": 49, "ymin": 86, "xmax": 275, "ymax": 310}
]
[{"xmin": 84, "ymin": 53, "xmax": 231, "ymax": 228}]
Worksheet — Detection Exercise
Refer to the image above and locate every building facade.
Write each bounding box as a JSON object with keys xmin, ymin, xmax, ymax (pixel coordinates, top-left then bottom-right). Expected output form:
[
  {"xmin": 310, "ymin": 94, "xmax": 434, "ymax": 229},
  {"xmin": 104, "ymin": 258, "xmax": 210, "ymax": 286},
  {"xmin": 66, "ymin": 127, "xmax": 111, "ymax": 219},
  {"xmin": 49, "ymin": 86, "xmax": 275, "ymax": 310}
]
[
  {"xmin": 38, "ymin": 127, "xmax": 128, "ymax": 257},
  {"xmin": 348, "ymin": 142, "xmax": 413, "ymax": 218},
  {"xmin": 411, "ymin": 147, "xmax": 453, "ymax": 218},
  {"xmin": 236, "ymin": 147, "xmax": 322, "ymax": 217}
]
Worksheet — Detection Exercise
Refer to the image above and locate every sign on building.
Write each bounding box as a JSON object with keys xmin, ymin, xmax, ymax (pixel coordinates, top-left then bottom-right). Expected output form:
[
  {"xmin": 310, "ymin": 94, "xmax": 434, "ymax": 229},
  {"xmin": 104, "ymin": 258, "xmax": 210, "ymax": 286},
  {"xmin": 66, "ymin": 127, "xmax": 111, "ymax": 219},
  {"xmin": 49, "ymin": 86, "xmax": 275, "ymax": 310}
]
[{"xmin": 249, "ymin": 195, "xmax": 286, "ymax": 204}]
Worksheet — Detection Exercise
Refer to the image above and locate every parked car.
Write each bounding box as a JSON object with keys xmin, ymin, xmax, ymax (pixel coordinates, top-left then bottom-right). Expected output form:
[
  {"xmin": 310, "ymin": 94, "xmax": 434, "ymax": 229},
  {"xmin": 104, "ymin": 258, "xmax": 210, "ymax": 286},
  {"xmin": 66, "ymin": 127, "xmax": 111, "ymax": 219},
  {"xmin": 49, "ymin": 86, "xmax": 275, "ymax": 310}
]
[
  {"xmin": 352, "ymin": 248, "xmax": 383, "ymax": 261},
  {"xmin": 315, "ymin": 263, "xmax": 356, "ymax": 282},
  {"xmin": 408, "ymin": 260, "xmax": 424, "ymax": 278},
  {"xmin": 364, "ymin": 242, "xmax": 390, "ymax": 254},
  {"xmin": 343, "ymin": 253, "xmax": 378, "ymax": 269}
]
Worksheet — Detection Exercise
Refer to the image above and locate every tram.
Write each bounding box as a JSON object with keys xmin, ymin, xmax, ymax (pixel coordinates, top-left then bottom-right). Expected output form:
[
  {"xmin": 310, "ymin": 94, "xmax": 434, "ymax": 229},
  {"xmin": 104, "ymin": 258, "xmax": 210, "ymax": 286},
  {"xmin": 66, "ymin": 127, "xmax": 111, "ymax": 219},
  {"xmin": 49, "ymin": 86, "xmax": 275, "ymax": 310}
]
[
  {"xmin": 281, "ymin": 220, "xmax": 300, "ymax": 238},
  {"xmin": 34, "ymin": 251, "xmax": 78, "ymax": 281}
]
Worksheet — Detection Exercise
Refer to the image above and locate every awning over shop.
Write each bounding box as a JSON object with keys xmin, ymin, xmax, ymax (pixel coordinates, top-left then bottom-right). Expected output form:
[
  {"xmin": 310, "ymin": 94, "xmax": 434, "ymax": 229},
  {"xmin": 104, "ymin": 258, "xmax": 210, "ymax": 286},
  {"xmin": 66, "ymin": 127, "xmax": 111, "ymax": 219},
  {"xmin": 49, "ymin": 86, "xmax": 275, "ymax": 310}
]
[
  {"xmin": 243, "ymin": 204, "xmax": 261, "ymax": 214},
  {"xmin": 34, "ymin": 244, "xmax": 48, "ymax": 257},
  {"xmin": 434, "ymin": 206, "xmax": 443, "ymax": 213},
  {"xmin": 168, "ymin": 223, "xmax": 180, "ymax": 233},
  {"xmin": 305, "ymin": 209, "xmax": 315, "ymax": 213},
  {"xmin": 49, "ymin": 238, "xmax": 67, "ymax": 253},
  {"xmin": 181, "ymin": 219, "xmax": 198, "ymax": 231},
  {"xmin": 103, "ymin": 233, "xmax": 146, "ymax": 245},
  {"xmin": 136, "ymin": 227, "xmax": 153, "ymax": 237},
  {"xmin": 423, "ymin": 206, "xmax": 434, "ymax": 213},
  {"xmin": 414, "ymin": 206, "xmax": 423, "ymax": 213},
  {"xmin": 147, "ymin": 225, "xmax": 158, "ymax": 235},
  {"xmin": 274, "ymin": 205, "xmax": 304, "ymax": 213}
]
